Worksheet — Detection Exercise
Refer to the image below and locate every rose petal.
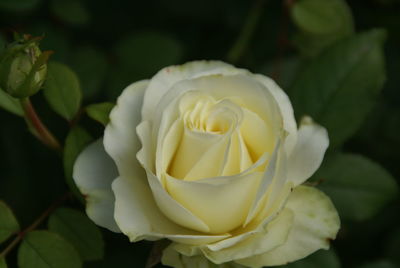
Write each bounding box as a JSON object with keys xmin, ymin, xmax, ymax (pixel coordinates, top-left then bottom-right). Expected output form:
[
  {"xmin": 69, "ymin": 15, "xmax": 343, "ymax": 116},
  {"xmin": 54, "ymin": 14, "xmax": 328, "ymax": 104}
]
[
  {"xmin": 236, "ymin": 186, "xmax": 340, "ymax": 267},
  {"xmin": 253, "ymin": 74, "xmax": 297, "ymax": 154},
  {"xmin": 104, "ymin": 80, "xmax": 149, "ymax": 178},
  {"xmin": 287, "ymin": 117, "xmax": 329, "ymax": 186},
  {"xmin": 142, "ymin": 61, "xmax": 246, "ymax": 121},
  {"xmin": 162, "ymin": 245, "xmax": 210, "ymax": 268},
  {"xmin": 73, "ymin": 139, "xmax": 120, "ymax": 232},
  {"xmin": 112, "ymin": 176, "xmax": 229, "ymax": 245},
  {"xmin": 165, "ymin": 172, "xmax": 263, "ymax": 234},
  {"xmin": 201, "ymin": 209, "xmax": 293, "ymax": 264}
]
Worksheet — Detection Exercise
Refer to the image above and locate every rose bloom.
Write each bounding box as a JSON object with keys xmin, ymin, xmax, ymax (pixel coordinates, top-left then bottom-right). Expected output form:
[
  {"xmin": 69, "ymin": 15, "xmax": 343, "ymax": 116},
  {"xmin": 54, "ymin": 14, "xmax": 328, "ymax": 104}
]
[{"xmin": 74, "ymin": 61, "xmax": 340, "ymax": 267}]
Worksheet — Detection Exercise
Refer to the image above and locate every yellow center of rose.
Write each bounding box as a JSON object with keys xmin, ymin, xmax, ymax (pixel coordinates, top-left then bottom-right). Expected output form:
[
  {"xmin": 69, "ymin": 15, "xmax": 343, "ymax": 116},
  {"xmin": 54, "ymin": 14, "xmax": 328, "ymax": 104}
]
[{"xmin": 166, "ymin": 91, "xmax": 272, "ymax": 182}]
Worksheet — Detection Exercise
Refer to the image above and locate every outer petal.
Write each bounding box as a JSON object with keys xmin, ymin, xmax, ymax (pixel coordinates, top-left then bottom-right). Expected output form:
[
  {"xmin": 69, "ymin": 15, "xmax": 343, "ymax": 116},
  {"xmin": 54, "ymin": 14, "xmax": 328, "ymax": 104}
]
[
  {"xmin": 142, "ymin": 61, "xmax": 246, "ymax": 121},
  {"xmin": 236, "ymin": 186, "xmax": 340, "ymax": 267},
  {"xmin": 104, "ymin": 80, "xmax": 149, "ymax": 179},
  {"xmin": 105, "ymin": 82, "xmax": 227, "ymax": 243},
  {"xmin": 165, "ymin": 171, "xmax": 262, "ymax": 234},
  {"xmin": 162, "ymin": 245, "xmax": 211, "ymax": 268},
  {"xmin": 112, "ymin": 176, "xmax": 229, "ymax": 244},
  {"xmin": 73, "ymin": 139, "xmax": 120, "ymax": 232},
  {"xmin": 287, "ymin": 117, "xmax": 329, "ymax": 186},
  {"xmin": 201, "ymin": 209, "xmax": 294, "ymax": 264},
  {"xmin": 253, "ymin": 74, "xmax": 297, "ymax": 154}
]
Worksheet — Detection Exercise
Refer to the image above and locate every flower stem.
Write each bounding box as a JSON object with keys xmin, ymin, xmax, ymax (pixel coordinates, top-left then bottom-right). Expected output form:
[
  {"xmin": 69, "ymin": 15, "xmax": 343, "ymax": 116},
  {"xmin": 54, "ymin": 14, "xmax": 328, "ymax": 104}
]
[
  {"xmin": 0, "ymin": 192, "xmax": 70, "ymax": 258},
  {"xmin": 20, "ymin": 98, "xmax": 62, "ymax": 152},
  {"xmin": 227, "ymin": 0, "xmax": 267, "ymax": 64}
]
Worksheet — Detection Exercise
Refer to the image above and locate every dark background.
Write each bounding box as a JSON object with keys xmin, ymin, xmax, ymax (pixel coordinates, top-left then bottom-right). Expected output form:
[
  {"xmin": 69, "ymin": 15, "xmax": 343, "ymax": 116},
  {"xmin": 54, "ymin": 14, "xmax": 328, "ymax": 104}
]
[{"xmin": 0, "ymin": 0, "xmax": 399, "ymax": 267}]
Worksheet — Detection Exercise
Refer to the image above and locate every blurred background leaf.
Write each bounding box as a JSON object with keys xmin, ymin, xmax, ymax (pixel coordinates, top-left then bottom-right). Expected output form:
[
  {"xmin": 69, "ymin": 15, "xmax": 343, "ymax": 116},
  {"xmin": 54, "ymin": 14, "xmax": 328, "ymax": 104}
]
[
  {"xmin": 48, "ymin": 207, "xmax": 104, "ymax": 261},
  {"xmin": 311, "ymin": 153, "xmax": 398, "ymax": 222},
  {"xmin": 0, "ymin": 201, "xmax": 20, "ymax": 244},
  {"xmin": 18, "ymin": 230, "xmax": 82, "ymax": 268},
  {"xmin": 43, "ymin": 62, "xmax": 82, "ymax": 120},
  {"xmin": 289, "ymin": 29, "xmax": 386, "ymax": 148}
]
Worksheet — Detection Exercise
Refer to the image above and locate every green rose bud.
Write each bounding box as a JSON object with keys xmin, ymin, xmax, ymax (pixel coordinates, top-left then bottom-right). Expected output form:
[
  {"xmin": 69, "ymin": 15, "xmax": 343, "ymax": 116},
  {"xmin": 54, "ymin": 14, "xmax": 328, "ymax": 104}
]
[{"xmin": 0, "ymin": 35, "xmax": 51, "ymax": 98}]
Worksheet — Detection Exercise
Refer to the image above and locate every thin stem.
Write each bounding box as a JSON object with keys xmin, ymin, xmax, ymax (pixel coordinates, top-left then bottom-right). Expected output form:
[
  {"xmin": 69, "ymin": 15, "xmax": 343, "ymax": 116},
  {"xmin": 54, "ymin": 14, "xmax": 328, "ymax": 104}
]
[
  {"xmin": 20, "ymin": 98, "xmax": 62, "ymax": 152},
  {"xmin": 0, "ymin": 192, "xmax": 70, "ymax": 258},
  {"xmin": 227, "ymin": 0, "xmax": 267, "ymax": 64}
]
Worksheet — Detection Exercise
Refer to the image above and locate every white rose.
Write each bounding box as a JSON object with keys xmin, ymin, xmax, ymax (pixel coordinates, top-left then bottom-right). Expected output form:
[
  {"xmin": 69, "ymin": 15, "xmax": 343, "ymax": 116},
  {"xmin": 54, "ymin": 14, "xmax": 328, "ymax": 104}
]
[{"xmin": 73, "ymin": 61, "xmax": 340, "ymax": 267}]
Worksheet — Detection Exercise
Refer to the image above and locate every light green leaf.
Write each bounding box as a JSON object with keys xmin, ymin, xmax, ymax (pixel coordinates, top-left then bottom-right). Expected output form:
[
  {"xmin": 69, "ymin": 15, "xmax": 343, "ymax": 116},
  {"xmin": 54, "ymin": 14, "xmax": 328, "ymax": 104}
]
[
  {"xmin": 289, "ymin": 29, "xmax": 386, "ymax": 147},
  {"xmin": 50, "ymin": 0, "xmax": 90, "ymax": 26},
  {"xmin": 63, "ymin": 126, "xmax": 93, "ymax": 202},
  {"xmin": 18, "ymin": 230, "xmax": 82, "ymax": 268},
  {"xmin": 0, "ymin": 201, "xmax": 20, "ymax": 244},
  {"xmin": 48, "ymin": 208, "xmax": 104, "ymax": 261},
  {"xmin": 292, "ymin": 0, "xmax": 353, "ymax": 35},
  {"xmin": 43, "ymin": 62, "xmax": 82, "ymax": 120},
  {"xmin": 291, "ymin": 0, "xmax": 354, "ymax": 57},
  {"xmin": 279, "ymin": 249, "xmax": 340, "ymax": 268},
  {"xmin": 0, "ymin": 89, "xmax": 23, "ymax": 116},
  {"xmin": 70, "ymin": 47, "xmax": 108, "ymax": 99},
  {"xmin": 0, "ymin": 257, "xmax": 7, "ymax": 268},
  {"xmin": 86, "ymin": 102, "xmax": 115, "ymax": 126},
  {"xmin": 312, "ymin": 153, "xmax": 398, "ymax": 221}
]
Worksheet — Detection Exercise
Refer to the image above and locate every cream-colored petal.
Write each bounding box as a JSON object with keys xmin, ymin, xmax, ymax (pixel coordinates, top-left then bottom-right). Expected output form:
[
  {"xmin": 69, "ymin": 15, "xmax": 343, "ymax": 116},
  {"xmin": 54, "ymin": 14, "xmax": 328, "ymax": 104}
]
[
  {"xmin": 243, "ymin": 139, "xmax": 283, "ymax": 226},
  {"xmin": 202, "ymin": 209, "xmax": 293, "ymax": 264},
  {"xmin": 210, "ymin": 181, "xmax": 293, "ymax": 253},
  {"xmin": 162, "ymin": 245, "xmax": 211, "ymax": 268},
  {"xmin": 287, "ymin": 117, "xmax": 329, "ymax": 186},
  {"xmin": 146, "ymin": 170, "xmax": 210, "ymax": 233},
  {"xmin": 104, "ymin": 80, "xmax": 149, "ymax": 179},
  {"xmin": 240, "ymin": 108, "xmax": 275, "ymax": 162},
  {"xmin": 112, "ymin": 176, "xmax": 229, "ymax": 244},
  {"xmin": 236, "ymin": 186, "xmax": 340, "ymax": 267},
  {"xmin": 253, "ymin": 74, "xmax": 297, "ymax": 154},
  {"xmin": 73, "ymin": 139, "xmax": 120, "ymax": 232},
  {"xmin": 221, "ymin": 130, "xmax": 252, "ymax": 176},
  {"xmin": 169, "ymin": 128, "xmax": 226, "ymax": 180},
  {"xmin": 142, "ymin": 61, "xmax": 246, "ymax": 121},
  {"xmin": 152, "ymin": 74, "xmax": 282, "ymax": 171},
  {"xmin": 165, "ymin": 172, "xmax": 262, "ymax": 234}
]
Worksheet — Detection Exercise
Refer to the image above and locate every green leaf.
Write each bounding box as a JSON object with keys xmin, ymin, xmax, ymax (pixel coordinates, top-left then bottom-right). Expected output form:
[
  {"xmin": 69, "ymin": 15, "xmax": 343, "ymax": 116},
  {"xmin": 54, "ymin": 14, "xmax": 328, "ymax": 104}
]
[
  {"xmin": 291, "ymin": 0, "xmax": 354, "ymax": 57},
  {"xmin": 312, "ymin": 153, "xmax": 398, "ymax": 221},
  {"xmin": 50, "ymin": 0, "xmax": 90, "ymax": 26},
  {"xmin": 43, "ymin": 62, "xmax": 82, "ymax": 120},
  {"xmin": 0, "ymin": 258, "xmax": 7, "ymax": 268},
  {"xmin": 48, "ymin": 208, "xmax": 104, "ymax": 261},
  {"xmin": 291, "ymin": 0, "xmax": 353, "ymax": 34},
  {"xmin": 86, "ymin": 102, "xmax": 115, "ymax": 126},
  {"xmin": 289, "ymin": 29, "xmax": 386, "ymax": 147},
  {"xmin": 0, "ymin": 89, "xmax": 23, "ymax": 116},
  {"xmin": 63, "ymin": 126, "xmax": 93, "ymax": 202},
  {"xmin": 279, "ymin": 249, "xmax": 340, "ymax": 268},
  {"xmin": 70, "ymin": 47, "xmax": 108, "ymax": 99},
  {"xmin": 0, "ymin": 201, "xmax": 20, "ymax": 244},
  {"xmin": 18, "ymin": 230, "xmax": 82, "ymax": 268}
]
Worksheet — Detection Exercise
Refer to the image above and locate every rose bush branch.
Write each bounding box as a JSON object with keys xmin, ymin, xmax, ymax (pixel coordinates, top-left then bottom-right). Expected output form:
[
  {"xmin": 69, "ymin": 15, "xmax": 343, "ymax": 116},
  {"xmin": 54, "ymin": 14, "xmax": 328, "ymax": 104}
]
[
  {"xmin": 20, "ymin": 98, "xmax": 62, "ymax": 152},
  {"xmin": 0, "ymin": 192, "xmax": 70, "ymax": 258}
]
